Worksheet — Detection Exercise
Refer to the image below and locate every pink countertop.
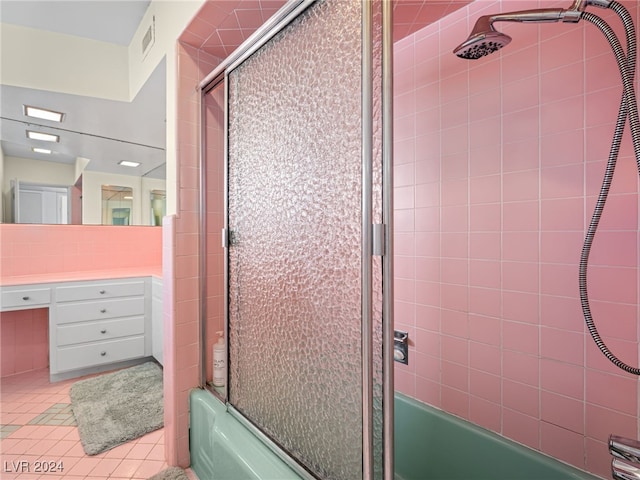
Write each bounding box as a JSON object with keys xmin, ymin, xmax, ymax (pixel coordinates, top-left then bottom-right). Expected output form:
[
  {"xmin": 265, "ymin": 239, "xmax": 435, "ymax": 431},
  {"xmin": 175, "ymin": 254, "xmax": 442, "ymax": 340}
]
[{"xmin": 0, "ymin": 267, "xmax": 163, "ymax": 287}]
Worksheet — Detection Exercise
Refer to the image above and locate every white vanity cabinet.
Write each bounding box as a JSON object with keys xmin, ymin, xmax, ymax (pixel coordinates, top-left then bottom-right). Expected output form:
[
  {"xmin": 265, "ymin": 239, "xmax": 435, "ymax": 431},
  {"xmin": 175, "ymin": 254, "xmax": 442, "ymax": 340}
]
[
  {"xmin": 151, "ymin": 277, "xmax": 163, "ymax": 365},
  {"xmin": 1, "ymin": 275, "xmax": 162, "ymax": 382},
  {"xmin": 50, "ymin": 277, "xmax": 153, "ymax": 381},
  {"xmin": 1, "ymin": 285, "xmax": 52, "ymax": 310}
]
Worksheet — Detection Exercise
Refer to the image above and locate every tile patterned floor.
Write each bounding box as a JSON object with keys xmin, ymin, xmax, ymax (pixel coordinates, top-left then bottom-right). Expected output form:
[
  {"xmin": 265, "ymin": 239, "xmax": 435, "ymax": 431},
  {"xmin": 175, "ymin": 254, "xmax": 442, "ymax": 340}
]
[
  {"xmin": 0, "ymin": 368, "xmax": 196, "ymax": 480},
  {"xmin": 28, "ymin": 404, "xmax": 76, "ymax": 427}
]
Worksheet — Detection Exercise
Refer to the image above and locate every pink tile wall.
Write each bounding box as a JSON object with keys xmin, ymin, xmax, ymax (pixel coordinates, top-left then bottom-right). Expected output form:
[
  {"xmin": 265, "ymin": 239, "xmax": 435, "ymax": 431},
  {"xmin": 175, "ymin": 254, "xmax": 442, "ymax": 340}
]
[
  {"xmin": 163, "ymin": 40, "xmax": 222, "ymax": 467},
  {"xmin": 0, "ymin": 224, "xmax": 162, "ymax": 279},
  {"xmin": 167, "ymin": 0, "xmax": 281, "ymax": 467},
  {"xmin": 0, "ymin": 308, "xmax": 48, "ymax": 377},
  {"xmin": 179, "ymin": 0, "xmax": 285, "ymax": 59},
  {"xmin": 394, "ymin": 1, "xmax": 640, "ymax": 477}
]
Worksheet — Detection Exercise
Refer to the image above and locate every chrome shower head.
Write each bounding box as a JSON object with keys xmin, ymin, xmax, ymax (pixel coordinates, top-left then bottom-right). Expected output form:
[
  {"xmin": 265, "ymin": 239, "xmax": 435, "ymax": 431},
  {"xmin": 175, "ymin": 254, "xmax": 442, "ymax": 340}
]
[
  {"xmin": 454, "ymin": 29, "xmax": 512, "ymax": 60},
  {"xmin": 454, "ymin": 5, "xmax": 592, "ymax": 60}
]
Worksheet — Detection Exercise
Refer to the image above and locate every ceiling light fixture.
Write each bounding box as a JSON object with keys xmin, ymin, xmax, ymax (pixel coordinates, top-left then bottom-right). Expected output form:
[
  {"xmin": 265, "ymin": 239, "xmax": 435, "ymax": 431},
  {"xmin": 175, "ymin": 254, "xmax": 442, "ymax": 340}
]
[
  {"xmin": 23, "ymin": 105, "xmax": 65, "ymax": 122},
  {"xmin": 26, "ymin": 130, "xmax": 59, "ymax": 142},
  {"xmin": 118, "ymin": 160, "xmax": 141, "ymax": 168},
  {"xmin": 32, "ymin": 147, "xmax": 52, "ymax": 154}
]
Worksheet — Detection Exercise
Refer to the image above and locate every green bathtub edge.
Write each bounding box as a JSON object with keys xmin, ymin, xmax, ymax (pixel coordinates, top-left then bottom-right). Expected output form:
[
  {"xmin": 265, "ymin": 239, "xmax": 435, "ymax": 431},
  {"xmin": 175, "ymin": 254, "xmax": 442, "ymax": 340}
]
[
  {"xmin": 394, "ymin": 392, "xmax": 602, "ymax": 480},
  {"xmin": 189, "ymin": 389, "xmax": 301, "ymax": 480},
  {"xmin": 190, "ymin": 389, "xmax": 602, "ymax": 480}
]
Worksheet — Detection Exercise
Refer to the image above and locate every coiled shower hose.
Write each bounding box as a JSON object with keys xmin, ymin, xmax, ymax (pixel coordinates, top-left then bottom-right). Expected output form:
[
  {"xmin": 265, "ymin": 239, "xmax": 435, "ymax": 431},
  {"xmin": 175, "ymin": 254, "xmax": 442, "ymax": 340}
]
[{"xmin": 580, "ymin": 1, "xmax": 640, "ymax": 375}]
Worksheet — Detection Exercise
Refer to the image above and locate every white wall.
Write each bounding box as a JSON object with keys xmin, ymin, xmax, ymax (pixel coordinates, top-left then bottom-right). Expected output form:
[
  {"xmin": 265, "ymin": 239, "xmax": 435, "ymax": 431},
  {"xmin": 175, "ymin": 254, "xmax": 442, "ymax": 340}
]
[
  {"xmin": 82, "ymin": 170, "xmax": 166, "ymax": 225},
  {"xmin": 75, "ymin": 157, "xmax": 90, "ymax": 184},
  {"xmin": 0, "ymin": 23, "xmax": 129, "ymax": 101},
  {"xmin": 3, "ymin": 156, "xmax": 76, "ymax": 188},
  {"xmin": 128, "ymin": 1, "xmax": 204, "ymax": 99},
  {"xmin": 128, "ymin": 1, "xmax": 205, "ymax": 216}
]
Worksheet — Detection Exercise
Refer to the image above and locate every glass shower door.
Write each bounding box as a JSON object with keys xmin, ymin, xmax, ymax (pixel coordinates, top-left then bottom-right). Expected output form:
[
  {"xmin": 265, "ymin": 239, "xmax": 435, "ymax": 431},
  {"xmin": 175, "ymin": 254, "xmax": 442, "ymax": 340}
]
[{"xmin": 212, "ymin": 0, "xmax": 392, "ymax": 478}]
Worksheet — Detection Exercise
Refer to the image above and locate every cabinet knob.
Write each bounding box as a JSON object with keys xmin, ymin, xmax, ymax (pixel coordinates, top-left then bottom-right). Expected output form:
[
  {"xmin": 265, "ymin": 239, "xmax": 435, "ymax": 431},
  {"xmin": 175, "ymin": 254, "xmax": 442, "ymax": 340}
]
[
  {"xmin": 99, "ymin": 290, "xmax": 106, "ymax": 294},
  {"xmin": 100, "ymin": 329, "xmax": 107, "ymax": 334},
  {"xmin": 100, "ymin": 308, "xmax": 107, "ymax": 313},
  {"xmin": 100, "ymin": 351, "xmax": 107, "ymax": 356},
  {"xmin": 22, "ymin": 296, "xmax": 30, "ymax": 300}
]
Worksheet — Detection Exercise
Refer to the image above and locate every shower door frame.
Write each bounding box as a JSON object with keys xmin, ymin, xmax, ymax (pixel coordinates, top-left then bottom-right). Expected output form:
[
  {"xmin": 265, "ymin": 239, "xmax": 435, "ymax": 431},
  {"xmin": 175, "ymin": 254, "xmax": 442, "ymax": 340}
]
[{"xmin": 198, "ymin": 1, "xmax": 394, "ymax": 478}]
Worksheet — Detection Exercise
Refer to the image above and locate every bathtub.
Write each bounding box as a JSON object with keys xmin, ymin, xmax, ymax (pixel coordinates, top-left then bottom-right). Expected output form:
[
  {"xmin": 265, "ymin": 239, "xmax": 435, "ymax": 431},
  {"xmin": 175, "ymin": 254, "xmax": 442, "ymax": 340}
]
[
  {"xmin": 395, "ymin": 393, "xmax": 600, "ymax": 480},
  {"xmin": 190, "ymin": 389, "xmax": 300, "ymax": 480},
  {"xmin": 190, "ymin": 389, "xmax": 600, "ymax": 479}
]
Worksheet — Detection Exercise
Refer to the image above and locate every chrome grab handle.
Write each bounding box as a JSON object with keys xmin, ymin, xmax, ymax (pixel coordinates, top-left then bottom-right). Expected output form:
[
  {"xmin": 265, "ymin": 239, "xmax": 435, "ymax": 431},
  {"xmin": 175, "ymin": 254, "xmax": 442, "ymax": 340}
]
[
  {"xmin": 610, "ymin": 435, "xmax": 640, "ymax": 464},
  {"xmin": 612, "ymin": 458, "xmax": 640, "ymax": 480}
]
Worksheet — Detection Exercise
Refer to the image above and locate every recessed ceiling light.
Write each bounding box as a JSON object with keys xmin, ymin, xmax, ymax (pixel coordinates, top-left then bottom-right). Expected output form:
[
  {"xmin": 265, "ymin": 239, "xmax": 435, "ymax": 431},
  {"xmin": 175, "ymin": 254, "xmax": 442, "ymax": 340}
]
[
  {"xmin": 23, "ymin": 105, "xmax": 64, "ymax": 122},
  {"xmin": 32, "ymin": 147, "xmax": 52, "ymax": 154},
  {"xmin": 26, "ymin": 130, "xmax": 59, "ymax": 142},
  {"xmin": 118, "ymin": 160, "xmax": 141, "ymax": 168}
]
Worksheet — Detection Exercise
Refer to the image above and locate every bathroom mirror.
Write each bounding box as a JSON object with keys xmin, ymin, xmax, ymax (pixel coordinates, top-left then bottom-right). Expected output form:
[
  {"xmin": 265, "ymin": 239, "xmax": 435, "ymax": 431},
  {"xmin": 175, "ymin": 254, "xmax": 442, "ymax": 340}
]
[{"xmin": 0, "ymin": 3, "xmax": 166, "ymax": 226}]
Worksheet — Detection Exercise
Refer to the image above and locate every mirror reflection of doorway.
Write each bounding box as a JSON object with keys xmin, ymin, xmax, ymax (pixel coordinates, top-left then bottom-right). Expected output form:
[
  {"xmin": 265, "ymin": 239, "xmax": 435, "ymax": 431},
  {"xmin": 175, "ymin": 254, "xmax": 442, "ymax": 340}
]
[
  {"xmin": 150, "ymin": 189, "xmax": 166, "ymax": 226},
  {"xmin": 12, "ymin": 180, "xmax": 71, "ymax": 224},
  {"xmin": 101, "ymin": 185, "xmax": 133, "ymax": 225}
]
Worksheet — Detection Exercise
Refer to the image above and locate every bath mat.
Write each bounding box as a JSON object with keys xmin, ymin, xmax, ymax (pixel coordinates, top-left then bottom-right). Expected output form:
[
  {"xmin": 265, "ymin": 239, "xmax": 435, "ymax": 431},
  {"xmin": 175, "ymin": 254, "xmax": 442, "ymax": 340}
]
[
  {"xmin": 148, "ymin": 467, "xmax": 190, "ymax": 480},
  {"xmin": 70, "ymin": 361, "xmax": 163, "ymax": 455}
]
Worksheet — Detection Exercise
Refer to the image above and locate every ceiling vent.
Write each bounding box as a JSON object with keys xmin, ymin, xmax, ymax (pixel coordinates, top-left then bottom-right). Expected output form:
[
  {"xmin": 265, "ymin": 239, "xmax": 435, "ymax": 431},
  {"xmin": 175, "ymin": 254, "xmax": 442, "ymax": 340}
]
[{"xmin": 142, "ymin": 16, "xmax": 155, "ymax": 59}]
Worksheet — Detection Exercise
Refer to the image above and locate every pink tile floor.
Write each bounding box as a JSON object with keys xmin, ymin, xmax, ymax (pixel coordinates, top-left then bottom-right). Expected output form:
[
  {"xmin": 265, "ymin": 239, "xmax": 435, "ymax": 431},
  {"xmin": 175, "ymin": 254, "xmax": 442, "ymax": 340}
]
[{"xmin": 0, "ymin": 368, "xmax": 197, "ymax": 480}]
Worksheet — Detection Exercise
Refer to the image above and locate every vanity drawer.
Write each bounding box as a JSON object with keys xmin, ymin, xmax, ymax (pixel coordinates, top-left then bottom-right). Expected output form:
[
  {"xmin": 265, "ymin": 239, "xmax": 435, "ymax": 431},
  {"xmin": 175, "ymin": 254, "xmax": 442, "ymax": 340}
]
[
  {"xmin": 57, "ymin": 316, "xmax": 145, "ymax": 346},
  {"xmin": 1, "ymin": 287, "xmax": 51, "ymax": 310},
  {"xmin": 56, "ymin": 297, "xmax": 144, "ymax": 324},
  {"xmin": 56, "ymin": 280, "xmax": 145, "ymax": 302},
  {"xmin": 57, "ymin": 336, "xmax": 145, "ymax": 372}
]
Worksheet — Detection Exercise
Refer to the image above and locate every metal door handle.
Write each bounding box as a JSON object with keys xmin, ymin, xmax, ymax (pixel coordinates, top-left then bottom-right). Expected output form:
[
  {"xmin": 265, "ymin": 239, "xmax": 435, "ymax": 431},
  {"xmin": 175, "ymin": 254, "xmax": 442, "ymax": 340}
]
[
  {"xmin": 22, "ymin": 296, "xmax": 29, "ymax": 300},
  {"xmin": 100, "ymin": 351, "xmax": 106, "ymax": 356},
  {"xmin": 100, "ymin": 308, "xmax": 107, "ymax": 313},
  {"xmin": 100, "ymin": 329, "xmax": 107, "ymax": 334}
]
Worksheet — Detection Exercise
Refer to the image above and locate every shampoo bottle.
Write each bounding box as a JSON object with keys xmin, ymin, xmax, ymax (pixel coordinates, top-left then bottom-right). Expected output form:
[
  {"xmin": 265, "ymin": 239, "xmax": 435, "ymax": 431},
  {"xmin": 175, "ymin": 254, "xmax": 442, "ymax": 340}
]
[{"xmin": 213, "ymin": 331, "xmax": 226, "ymax": 387}]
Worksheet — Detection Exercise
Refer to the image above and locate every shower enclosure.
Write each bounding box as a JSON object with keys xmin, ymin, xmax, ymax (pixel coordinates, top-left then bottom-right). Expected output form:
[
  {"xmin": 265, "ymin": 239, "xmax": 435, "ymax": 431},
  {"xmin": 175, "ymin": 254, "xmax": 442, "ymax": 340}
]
[{"xmin": 198, "ymin": 1, "xmax": 393, "ymax": 479}]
